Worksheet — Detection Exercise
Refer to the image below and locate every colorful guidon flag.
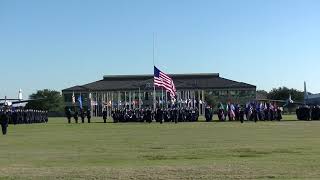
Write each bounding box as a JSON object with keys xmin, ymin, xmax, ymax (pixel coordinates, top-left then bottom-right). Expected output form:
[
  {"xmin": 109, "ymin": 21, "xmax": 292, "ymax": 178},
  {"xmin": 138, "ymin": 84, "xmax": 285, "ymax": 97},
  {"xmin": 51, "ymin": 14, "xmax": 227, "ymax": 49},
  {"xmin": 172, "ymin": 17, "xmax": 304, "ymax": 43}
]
[
  {"xmin": 154, "ymin": 66, "xmax": 177, "ymax": 98},
  {"xmin": 77, "ymin": 95, "xmax": 83, "ymax": 110},
  {"xmin": 72, "ymin": 92, "xmax": 76, "ymax": 104}
]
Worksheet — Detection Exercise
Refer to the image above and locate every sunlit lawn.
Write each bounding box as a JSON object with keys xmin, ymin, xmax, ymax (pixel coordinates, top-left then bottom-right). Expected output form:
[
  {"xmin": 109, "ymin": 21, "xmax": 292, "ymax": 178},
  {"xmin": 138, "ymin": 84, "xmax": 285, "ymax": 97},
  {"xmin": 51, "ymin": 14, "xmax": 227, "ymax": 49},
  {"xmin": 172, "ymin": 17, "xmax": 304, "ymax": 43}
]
[{"xmin": 0, "ymin": 115, "xmax": 319, "ymax": 179}]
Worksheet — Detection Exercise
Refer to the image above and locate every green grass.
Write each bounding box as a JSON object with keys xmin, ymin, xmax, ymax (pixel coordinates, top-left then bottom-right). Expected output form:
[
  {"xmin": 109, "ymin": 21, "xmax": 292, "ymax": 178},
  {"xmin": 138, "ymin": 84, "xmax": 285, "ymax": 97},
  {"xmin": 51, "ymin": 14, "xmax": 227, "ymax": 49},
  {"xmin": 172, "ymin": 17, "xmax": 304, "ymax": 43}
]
[{"xmin": 1, "ymin": 115, "xmax": 320, "ymax": 179}]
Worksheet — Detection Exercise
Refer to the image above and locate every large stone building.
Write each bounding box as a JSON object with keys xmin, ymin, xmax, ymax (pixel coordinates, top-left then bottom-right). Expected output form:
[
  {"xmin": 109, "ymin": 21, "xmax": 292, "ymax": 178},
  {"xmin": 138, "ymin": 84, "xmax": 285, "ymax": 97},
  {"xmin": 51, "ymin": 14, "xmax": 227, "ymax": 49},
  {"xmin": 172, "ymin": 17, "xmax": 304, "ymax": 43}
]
[{"xmin": 62, "ymin": 73, "xmax": 256, "ymax": 117}]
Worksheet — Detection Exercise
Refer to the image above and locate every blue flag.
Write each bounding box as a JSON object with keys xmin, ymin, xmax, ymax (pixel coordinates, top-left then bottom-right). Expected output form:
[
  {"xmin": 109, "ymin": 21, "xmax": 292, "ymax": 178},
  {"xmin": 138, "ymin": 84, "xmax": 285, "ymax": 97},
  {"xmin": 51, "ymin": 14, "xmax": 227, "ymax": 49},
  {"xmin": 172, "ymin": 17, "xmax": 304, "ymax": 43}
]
[{"xmin": 78, "ymin": 96, "xmax": 83, "ymax": 110}]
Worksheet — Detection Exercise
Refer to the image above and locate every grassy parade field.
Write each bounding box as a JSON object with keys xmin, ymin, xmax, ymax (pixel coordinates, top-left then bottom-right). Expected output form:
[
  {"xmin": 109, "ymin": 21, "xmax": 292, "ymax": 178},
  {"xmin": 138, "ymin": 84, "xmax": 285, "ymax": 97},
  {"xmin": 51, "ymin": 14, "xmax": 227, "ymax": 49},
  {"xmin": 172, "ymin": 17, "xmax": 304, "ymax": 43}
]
[{"xmin": 1, "ymin": 115, "xmax": 320, "ymax": 179}]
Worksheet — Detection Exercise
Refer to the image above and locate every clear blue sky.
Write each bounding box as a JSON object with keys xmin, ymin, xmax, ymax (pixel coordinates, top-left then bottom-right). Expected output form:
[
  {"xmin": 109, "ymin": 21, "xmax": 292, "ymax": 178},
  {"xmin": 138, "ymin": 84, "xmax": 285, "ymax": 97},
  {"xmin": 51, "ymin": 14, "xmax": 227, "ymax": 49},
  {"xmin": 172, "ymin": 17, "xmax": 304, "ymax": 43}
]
[{"xmin": 1, "ymin": 0, "xmax": 319, "ymax": 98}]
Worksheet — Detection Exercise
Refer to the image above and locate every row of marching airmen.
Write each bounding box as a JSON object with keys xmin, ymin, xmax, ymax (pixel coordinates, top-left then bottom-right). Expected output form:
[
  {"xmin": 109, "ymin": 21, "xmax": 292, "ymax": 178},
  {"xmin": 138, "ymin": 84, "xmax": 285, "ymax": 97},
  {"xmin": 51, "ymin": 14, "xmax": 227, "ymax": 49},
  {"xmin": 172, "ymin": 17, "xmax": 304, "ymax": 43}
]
[{"xmin": 65, "ymin": 102, "xmax": 283, "ymax": 124}]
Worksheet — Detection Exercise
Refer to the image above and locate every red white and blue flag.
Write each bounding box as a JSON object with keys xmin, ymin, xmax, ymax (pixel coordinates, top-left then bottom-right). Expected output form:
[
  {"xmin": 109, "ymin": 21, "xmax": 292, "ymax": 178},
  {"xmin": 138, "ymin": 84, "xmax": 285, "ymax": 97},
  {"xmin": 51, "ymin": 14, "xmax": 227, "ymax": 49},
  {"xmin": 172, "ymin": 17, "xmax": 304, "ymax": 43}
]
[{"xmin": 154, "ymin": 66, "xmax": 176, "ymax": 98}]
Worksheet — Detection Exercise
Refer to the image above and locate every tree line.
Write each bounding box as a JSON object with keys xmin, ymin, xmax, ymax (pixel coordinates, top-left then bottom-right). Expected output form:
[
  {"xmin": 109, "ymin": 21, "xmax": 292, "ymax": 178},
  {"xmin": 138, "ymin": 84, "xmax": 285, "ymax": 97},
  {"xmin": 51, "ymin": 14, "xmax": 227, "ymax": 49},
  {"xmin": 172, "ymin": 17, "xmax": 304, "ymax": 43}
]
[{"xmin": 257, "ymin": 87, "xmax": 304, "ymax": 102}]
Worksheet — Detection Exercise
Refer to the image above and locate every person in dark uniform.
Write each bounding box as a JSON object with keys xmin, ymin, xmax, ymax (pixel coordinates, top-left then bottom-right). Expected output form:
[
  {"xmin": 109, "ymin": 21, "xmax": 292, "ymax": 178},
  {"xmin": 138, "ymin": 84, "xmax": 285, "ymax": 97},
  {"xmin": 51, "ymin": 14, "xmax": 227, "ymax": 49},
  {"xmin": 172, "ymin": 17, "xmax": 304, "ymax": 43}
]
[
  {"xmin": 191, "ymin": 108, "xmax": 196, "ymax": 122},
  {"xmin": 86, "ymin": 109, "xmax": 91, "ymax": 123},
  {"xmin": 239, "ymin": 106, "xmax": 245, "ymax": 123},
  {"xmin": 276, "ymin": 107, "xmax": 282, "ymax": 121},
  {"xmin": 160, "ymin": 108, "xmax": 164, "ymax": 124},
  {"xmin": 12, "ymin": 110, "xmax": 18, "ymax": 125},
  {"xmin": 0, "ymin": 109, "xmax": 9, "ymax": 135},
  {"xmin": 235, "ymin": 105, "xmax": 240, "ymax": 121},
  {"xmin": 252, "ymin": 108, "xmax": 258, "ymax": 123},
  {"xmin": 45, "ymin": 111, "xmax": 48, "ymax": 123},
  {"xmin": 103, "ymin": 108, "xmax": 108, "ymax": 123},
  {"xmin": 23, "ymin": 109, "xmax": 28, "ymax": 124},
  {"xmin": 173, "ymin": 108, "xmax": 178, "ymax": 124},
  {"xmin": 112, "ymin": 109, "xmax": 118, "ymax": 123},
  {"xmin": 315, "ymin": 106, "xmax": 320, "ymax": 120},
  {"xmin": 157, "ymin": 108, "xmax": 163, "ymax": 124},
  {"xmin": 146, "ymin": 108, "xmax": 152, "ymax": 123},
  {"xmin": 163, "ymin": 109, "xmax": 170, "ymax": 122},
  {"xmin": 205, "ymin": 106, "xmax": 212, "ymax": 122},
  {"xmin": 73, "ymin": 111, "xmax": 79, "ymax": 123},
  {"xmin": 303, "ymin": 106, "xmax": 311, "ymax": 121},
  {"xmin": 18, "ymin": 110, "xmax": 23, "ymax": 124},
  {"xmin": 186, "ymin": 108, "xmax": 191, "ymax": 122},
  {"xmin": 310, "ymin": 106, "xmax": 320, "ymax": 120},
  {"xmin": 297, "ymin": 106, "xmax": 311, "ymax": 121},
  {"xmin": 80, "ymin": 109, "xmax": 85, "ymax": 123},
  {"xmin": 65, "ymin": 108, "xmax": 72, "ymax": 124}
]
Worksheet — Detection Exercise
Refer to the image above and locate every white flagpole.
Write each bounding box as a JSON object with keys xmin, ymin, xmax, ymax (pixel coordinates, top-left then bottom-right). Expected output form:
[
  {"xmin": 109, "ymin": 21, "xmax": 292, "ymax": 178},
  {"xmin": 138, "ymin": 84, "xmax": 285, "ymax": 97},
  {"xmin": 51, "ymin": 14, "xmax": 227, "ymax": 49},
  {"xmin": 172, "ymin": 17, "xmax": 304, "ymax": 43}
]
[
  {"xmin": 161, "ymin": 87, "xmax": 164, "ymax": 109},
  {"xmin": 165, "ymin": 90, "xmax": 168, "ymax": 108},
  {"xmin": 153, "ymin": 33, "xmax": 156, "ymax": 111}
]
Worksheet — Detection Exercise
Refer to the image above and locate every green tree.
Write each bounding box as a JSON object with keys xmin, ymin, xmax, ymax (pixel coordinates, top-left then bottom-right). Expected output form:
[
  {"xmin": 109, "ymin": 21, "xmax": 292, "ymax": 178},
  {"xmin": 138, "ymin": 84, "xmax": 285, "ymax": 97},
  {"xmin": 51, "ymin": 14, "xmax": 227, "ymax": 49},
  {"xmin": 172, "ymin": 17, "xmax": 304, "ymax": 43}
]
[
  {"xmin": 267, "ymin": 87, "xmax": 304, "ymax": 102},
  {"xmin": 25, "ymin": 89, "xmax": 64, "ymax": 112},
  {"xmin": 204, "ymin": 92, "xmax": 217, "ymax": 108}
]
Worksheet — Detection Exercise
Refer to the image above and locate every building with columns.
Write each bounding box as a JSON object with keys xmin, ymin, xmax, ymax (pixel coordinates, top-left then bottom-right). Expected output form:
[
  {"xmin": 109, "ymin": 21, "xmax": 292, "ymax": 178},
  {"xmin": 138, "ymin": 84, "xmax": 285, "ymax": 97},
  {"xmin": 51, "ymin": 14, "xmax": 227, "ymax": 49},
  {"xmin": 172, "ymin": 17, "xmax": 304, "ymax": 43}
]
[{"xmin": 62, "ymin": 73, "xmax": 256, "ymax": 117}]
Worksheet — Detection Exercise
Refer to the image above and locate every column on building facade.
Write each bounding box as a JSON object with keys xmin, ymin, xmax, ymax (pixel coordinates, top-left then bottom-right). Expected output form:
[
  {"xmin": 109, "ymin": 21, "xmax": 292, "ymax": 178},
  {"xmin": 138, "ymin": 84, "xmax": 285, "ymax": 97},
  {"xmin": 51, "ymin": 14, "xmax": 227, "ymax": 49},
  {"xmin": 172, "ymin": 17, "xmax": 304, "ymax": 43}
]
[
  {"xmin": 128, "ymin": 91, "xmax": 132, "ymax": 110},
  {"xmin": 178, "ymin": 91, "xmax": 182, "ymax": 108},
  {"xmin": 128, "ymin": 91, "xmax": 131, "ymax": 109},
  {"xmin": 165, "ymin": 90, "xmax": 168, "ymax": 108},
  {"xmin": 111, "ymin": 91, "xmax": 114, "ymax": 112},
  {"xmin": 138, "ymin": 88, "xmax": 142, "ymax": 109},
  {"xmin": 110, "ymin": 91, "xmax": 113, "ymax": 117},
  {"xmin": 124, "ymin": 91, "xmax": 126, "ymax": 109},
  {"xmin": 181, "ymin": 90, "xmax": 184, "ymax": 107},
  {"xmin": 188, "ymin": 90, "xmax": 190, "ymax": 108},
  {"xmin": 109, "ymin": 91, "xmax": 112, "ymax": 117},
  {"xmin": 194, "ymin": 90, "xmax": 197, "ymax": 109},
  {"xmin": 201, "ymin": 90, "xmax": 205, "ymax": 116},
  {"xmin": 185, "ymin": 90, "xmax": 188, "ymax": 107},
  {"xmin": 102, "ymin": 92, "xmax": 105, "ymax": 116},
  {"xmin": 117, "ymin": 91, "xmax": 120, "ymax": 109},
  {"xmin": 198, "ymin": 90, "xmax": 201, "ymax": 114},
  {"xmin": 106, "ymin": 92, "xmax": 109, "ymax": 118}
]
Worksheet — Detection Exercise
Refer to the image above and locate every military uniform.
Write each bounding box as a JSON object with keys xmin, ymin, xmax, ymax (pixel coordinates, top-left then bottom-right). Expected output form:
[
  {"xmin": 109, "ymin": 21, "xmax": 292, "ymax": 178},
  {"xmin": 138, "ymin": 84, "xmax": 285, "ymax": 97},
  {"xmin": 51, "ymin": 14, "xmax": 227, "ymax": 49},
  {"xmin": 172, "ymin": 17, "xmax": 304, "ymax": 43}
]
[
  {"xmin": 103, "ymin": 109, "xmax": 107, "ymax": 123},
  {"xmin": 74, "ymin": 111, "xmax": 79, "ymax": 123},
  {"xmin": 86, "ymin": 109, "xmax": 91, "ymax": 123},
  {"xmin": 66, "ymin": 109, "xmax": 72, "ymax": 123},
  {"xmin": 239, "ymin": 107, "xmax": 244, "ymax": 123},
  {"xmin": 0, "ymin": 111, "xmax": 9, "ymax": 135},
  {"xmin": 205, "ymin": 107, "xmax": 212, "ymax": 122},
  {"xmin": 80, "ymin": 110, "xmax": 85, "ymax": 123}
]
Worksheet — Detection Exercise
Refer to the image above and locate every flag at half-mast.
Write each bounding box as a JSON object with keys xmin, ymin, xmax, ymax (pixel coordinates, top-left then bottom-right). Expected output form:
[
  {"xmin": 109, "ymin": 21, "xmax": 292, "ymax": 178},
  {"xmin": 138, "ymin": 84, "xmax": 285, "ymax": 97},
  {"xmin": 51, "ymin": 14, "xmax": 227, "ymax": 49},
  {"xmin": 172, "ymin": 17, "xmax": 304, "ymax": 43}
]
[{"xmin": 154, "ymin": 66, "xmax": 177, "ymax": 98}]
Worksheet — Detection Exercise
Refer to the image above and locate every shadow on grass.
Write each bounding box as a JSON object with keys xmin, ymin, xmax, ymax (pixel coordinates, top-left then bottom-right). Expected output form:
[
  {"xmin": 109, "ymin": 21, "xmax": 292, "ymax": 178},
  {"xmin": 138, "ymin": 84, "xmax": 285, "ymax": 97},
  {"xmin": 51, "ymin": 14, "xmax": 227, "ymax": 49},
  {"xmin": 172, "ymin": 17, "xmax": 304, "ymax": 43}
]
[{"xmin": 232, "ymin": 148, "xmax": 301, "ymax": 158}]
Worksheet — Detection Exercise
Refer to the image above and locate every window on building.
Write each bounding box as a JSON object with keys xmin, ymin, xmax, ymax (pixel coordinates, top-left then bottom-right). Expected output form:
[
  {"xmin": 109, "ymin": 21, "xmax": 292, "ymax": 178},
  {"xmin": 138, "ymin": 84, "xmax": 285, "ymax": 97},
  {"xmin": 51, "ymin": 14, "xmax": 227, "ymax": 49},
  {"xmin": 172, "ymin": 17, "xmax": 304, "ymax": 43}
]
[{"xmin": 64, "ymin": 94, "xmax": 72, "ymax": 102}]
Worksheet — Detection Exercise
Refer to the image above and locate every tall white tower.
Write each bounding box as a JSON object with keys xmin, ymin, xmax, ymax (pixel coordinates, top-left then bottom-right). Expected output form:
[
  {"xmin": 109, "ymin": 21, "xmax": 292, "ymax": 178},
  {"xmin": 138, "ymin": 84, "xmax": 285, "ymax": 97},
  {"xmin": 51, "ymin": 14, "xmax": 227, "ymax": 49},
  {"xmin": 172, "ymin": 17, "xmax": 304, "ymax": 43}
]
[{"xmin": 18, "ymin": 89, "xmax": 23, "ymax": 100}]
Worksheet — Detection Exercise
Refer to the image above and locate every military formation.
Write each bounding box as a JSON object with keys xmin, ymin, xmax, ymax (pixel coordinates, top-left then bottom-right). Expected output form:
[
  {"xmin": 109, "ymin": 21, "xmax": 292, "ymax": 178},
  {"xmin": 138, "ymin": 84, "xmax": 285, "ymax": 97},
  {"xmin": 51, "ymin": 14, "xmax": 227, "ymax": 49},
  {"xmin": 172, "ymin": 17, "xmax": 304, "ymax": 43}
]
[
  {"xmin": 109, "ymin": 102, "xmax": 283, "ymax": 123},
  {"xmin": 296, "ymin": 105, "xmax": 320, "ymax": 120},
  {"xmin": 64, "ymin": 102, "xmax": 320, "ymax": 124},
  {"xmin": 110, "ymin": 107, "xmax": 199, "ymax": 123},
  {"xmin": 65, "ymin": 108, "xmax": 91, "ymax": 124},
  {"xmin": 0, "ymin": 108, "xmax": 48, "ymax": 135}
]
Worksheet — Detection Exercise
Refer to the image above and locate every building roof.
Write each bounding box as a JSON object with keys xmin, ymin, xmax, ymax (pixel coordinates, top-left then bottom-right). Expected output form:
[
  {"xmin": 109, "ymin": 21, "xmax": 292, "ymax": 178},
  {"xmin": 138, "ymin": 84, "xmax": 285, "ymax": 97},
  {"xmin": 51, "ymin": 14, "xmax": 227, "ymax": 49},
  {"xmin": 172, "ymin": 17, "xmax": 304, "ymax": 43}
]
[{"xmin": 62, "ymin": 73, "xmax": 256, "ymax": 92}]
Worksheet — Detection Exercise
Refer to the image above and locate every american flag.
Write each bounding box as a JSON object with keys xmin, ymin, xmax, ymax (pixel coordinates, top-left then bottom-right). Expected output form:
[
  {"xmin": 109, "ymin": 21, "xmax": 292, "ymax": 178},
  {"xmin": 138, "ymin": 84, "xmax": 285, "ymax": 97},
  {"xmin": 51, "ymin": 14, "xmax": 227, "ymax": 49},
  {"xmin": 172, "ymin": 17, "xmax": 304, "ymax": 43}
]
[{"xmin": 154, "ymin": 66, "xmax": 176, "ymax": 98}]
